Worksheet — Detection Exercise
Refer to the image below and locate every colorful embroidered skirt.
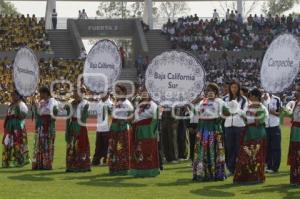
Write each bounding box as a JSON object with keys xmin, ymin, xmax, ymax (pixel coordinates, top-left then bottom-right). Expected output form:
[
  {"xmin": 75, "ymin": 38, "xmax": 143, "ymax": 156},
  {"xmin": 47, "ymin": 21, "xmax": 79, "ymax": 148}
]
[
  {"xmin": 32, "ymin": 115, "xmax": 55, "ymax": 170},
  {"xmin": 2, "ymin": 116, "xmax": 30, "ymax": 168},
  {"xmin": 288, "ymin": 142, "xmax": 300, "ymax": 185},
  {"xmin": 66, "ymin": 119, "xmax": 91, "ymax": 172},
  {"xmin": 192, "ymin": 120, "xmax": 226, "ymax": 181},
  {"xmin": 234, "ymin": 129, "xmax": 266, "ymax": 184},
  {"xmin": 129, "ymin": 119, "xmax": 160, "ymax": 177},
  {"xmin": 108, "ymin": 119, "xmax": 133, "ymax": 175},
  {"xmin": 288, "ymin": 124, "xmax": 300, "ymax": 185}
]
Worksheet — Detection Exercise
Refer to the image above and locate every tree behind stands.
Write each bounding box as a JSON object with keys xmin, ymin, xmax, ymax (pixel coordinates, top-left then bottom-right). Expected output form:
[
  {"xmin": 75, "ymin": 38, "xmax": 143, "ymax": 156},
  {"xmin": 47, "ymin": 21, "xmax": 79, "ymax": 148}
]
[
  {"xmin": 263, "ymin": 0, "xmax": 299, "ymax": 15},
  {"xmin": 0, "ymin": 0, "xmax": 18, "ymax": 15}
]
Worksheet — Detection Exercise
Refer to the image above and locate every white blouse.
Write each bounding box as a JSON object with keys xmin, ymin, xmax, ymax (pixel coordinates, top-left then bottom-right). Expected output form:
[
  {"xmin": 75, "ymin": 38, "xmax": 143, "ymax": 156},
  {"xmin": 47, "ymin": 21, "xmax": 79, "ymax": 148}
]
[
  {"xmin": 134, "ymin": 101, "xmax": 158, "ymax": 122},
  {"xmin": 112, "ymin": 99, "xmax": 134, "ymax": 120},
  {"xmin": 195, "ymin": 98, "xmax": 225, "ymax": 120},
  {"xmin": 7, "ymin": 101, "xmax": 28, "ymax": 116},
  {"xmin": 37, "ymin": 98, "xmax": 59, "ymax": 115},
  {"xmin": 72, "ymin": 99, "xmax": 89, "ymax": 119}
]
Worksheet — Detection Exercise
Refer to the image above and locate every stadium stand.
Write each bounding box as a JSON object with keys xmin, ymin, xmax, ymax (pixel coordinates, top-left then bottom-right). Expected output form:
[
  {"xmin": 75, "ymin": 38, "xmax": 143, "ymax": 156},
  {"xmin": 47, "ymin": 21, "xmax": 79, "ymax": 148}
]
[
  {"xmin": 0, "ymin": 13, "xmax": 299, "ymax": 105},
  {"xmin": 0, "ymin": 15, "xmax": 51, "ymax": 52},
  {"xmin": 162, "ymin": 13, "xmax": 300, "ymax": 52}
]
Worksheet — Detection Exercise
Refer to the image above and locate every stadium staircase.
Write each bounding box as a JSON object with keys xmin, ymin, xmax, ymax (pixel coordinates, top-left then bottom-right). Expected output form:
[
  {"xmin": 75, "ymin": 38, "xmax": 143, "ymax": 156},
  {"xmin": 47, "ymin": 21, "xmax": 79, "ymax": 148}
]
[
  {"xmin": 119, "ymin": 67, "xmax": 138, "ymax": 82},
  {"xmin": 144, "ymin": 30, "xmax": 172, "ymax": 60},
  {"xmin": 47, "ymin": 30, "xmax": 78, "ymax": 59}
]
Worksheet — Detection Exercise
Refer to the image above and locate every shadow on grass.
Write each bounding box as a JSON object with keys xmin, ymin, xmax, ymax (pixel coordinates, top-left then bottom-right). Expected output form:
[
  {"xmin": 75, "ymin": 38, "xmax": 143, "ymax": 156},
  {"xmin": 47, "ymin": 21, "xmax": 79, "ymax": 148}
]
[
  {"xmin": 6, "ymin": 171, "xmax": 67, "ymax": 182},
  {"xmin": 156, "ymin": 178, "xmax": 194, "ymax": 186},
  {"xmin": 191, "ymin": 189, "xmax": 235, "ymax": 197},
  {"xmin": 63, "ymin": 173, "xmax": 113, "ymax": 180},
  {"xmin": 175, "ymin": 169, "xmax": 192, "ymax": 174},
  {"xmin": 60, "ymin": 171, "xmax": 148, "ymax": 188},
  {"xmin": 266, "ymin": 171, "xmax": 289, "ymax": 178},
  {"xmin": 8, "ymin": 174, "xmax": 54, "ymax": 182},
  {"xmin": 190, "ymin": 183, "xmax": 241, "ymax": 197},
  {"xmin": 76, "ymin": 177, "xmax": 147, "ymax": 187},
  {"xmin": 0, "ymin": 168, "xmax": 33, "ymax": 174},
  {"xmin": 163, "ymin": 165, "xmax": 191, "ymax": 171},
  {"xmin": 244, "ymin": 184, "xmax": 300, "ymax": 199}
]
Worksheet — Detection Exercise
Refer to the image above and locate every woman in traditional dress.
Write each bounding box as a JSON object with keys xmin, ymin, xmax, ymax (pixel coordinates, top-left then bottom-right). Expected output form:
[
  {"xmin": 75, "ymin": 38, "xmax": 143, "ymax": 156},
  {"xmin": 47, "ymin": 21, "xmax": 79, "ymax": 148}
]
[
  {"xmin": 287, "ymin": 83, "xmax": 300, "ymax": 185},
  {"xmin": 129, "ymin": 87, "xmax": 160, "ymax": 177},
  {"xmin": 193, "ymin": 83, "xmax": 226, "ymax": 181},
  {"xmin": 107, "ymin": 85, "xmax": 134, "ymax": 175},
  {"xmin": 65, "ymin": 87, "xmax": 91, "ymax": 172},
  {"xmin": 2, "ymin": 90, "xmax": 30, "ymax": 168},
  {"xmin": 234, "ymin": 88, "xmax": 268, "ymax": 184},
  {"xmin": 32, "ymin": 86, "xmax": 58, "ymax": 170}
]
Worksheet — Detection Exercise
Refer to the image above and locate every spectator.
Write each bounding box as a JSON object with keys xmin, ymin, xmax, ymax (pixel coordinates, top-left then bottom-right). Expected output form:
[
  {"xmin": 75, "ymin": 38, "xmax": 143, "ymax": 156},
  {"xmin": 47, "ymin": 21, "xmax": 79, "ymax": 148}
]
[
  {"xmin": 135, "ymin": 54, "xmax": 144, "ymax": 75},
  {"xmin": 52, "ymin": 9, "xmax": 57, "ymax": 30},
  {"xmin": 82, "ymin": 9, "xmax": 88, "ymax": 19},
  {"xmin": 229, "ymin": 10, "xmax": 236, "ymax": 21},
  {"xmin": 191, "ymin": 42, "xmax": 198, "ymax": 51},
  {"xmin": 78, "ymin": 10, "xmax": 82, "ymax": 19},
  {"xmin": 213, "ymin": 9, "xmax": 220, "ymax": 21},
  {"xmin": 120, "ymin": 47, "xmax": 126, "ymax": 68},
  {"xmin": 237, "ymin": 14, "xmax": 243, "ymax": 24},
  {"xmin": 79, "ymin": 47, "xmax": 87, "ymax": 60},
  {"xmin": 226, "ymin": 9, "xmax": 230, "ymax": 21}
]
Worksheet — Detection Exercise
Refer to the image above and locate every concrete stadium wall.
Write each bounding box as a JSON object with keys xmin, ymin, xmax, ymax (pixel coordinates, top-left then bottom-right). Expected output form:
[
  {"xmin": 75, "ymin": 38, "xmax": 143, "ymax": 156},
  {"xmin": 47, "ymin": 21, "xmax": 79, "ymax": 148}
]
[
  {"xmin": 68, "ymin": 18, "xmax": 149, "ymax": 62},
  {"xmin": 73, "ymin": 18, "xmax": 136, "ymax": 37}
]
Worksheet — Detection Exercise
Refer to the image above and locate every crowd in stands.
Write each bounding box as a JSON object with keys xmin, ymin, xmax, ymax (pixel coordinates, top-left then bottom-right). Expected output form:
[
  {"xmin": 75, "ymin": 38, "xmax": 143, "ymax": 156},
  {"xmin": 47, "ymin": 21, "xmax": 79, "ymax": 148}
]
[
  {"xmin": 134, "ymin": 51, "xmax": 296, "ymax": 105},
  {"xmin": 0, "ymin": 11, "xmax": 299, "ymax": 104},
  {"xmin": 201, "ymin": 54, "xmax": 297, "ymax": 104},
  {"xmin": 0, "ymin": 58, "xmax": 84, "ymax": 104},
  {"xmin": 162, "ymin": 11, "xmax": 300, "ymax": 52},
  {"xmin": 0, "ymin": 14, "xmax": 51, "ymax": 51},
  {"xmin": 0, "ymin": 55, "xmax": 296, "ymax": 105}
]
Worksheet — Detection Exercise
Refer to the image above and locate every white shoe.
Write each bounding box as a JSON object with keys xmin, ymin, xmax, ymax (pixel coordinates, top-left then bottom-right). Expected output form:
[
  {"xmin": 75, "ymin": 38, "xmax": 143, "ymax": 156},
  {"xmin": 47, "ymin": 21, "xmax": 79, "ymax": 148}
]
[{"xmin": 266, "ymin": 169, "xmax": 275, "ymax": 174}]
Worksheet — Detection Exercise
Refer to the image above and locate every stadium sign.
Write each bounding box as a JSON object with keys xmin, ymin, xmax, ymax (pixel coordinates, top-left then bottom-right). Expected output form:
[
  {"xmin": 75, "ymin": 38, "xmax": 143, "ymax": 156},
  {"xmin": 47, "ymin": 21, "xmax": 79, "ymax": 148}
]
[
  {"xmin": 88, "ymin": 25, "xmax": 119, "ymax": 31},
  {"xmin": 261, "ymin": 34, "xmax": 300, "ymax": 93},
  {"xmin": 83, "ymin": 39, "xmax": 121, "ymax": 93},
  {"xmin": 13, "ymin": 47, "xmax": 39, "ymax": 97},
  {"xmin": 145, "ymin": 50, "xmax": 205, "ymax": 106}
]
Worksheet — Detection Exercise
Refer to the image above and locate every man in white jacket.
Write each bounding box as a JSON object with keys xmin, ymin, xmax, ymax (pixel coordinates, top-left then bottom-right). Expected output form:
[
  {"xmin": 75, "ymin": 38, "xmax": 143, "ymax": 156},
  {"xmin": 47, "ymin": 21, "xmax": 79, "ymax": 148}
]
[
  {"xmin": 263, "ymin": 92, "xmax": 282, "ymax": 173},
  {"xmin": 92, "ymin": 93, "xmax": 113, "ymax": 166}
]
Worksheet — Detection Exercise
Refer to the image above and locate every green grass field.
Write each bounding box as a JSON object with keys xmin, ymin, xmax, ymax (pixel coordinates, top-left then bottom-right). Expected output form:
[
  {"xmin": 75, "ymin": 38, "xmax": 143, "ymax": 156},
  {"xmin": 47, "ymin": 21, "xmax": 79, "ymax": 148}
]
[{"xmin": 0, "ymin": 126, "xmax": 299, "ymax": 199}]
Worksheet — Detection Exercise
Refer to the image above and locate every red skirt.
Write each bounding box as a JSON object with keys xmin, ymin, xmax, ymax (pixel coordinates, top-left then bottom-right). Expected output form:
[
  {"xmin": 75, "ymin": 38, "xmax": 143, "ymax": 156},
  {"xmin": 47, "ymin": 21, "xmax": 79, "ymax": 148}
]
[
  {"xmin": 288, "ymin": 142, "xmax": 300, "ymax": 185},
  {"xmin": 108, "ymin": 122, "xmax": 133, "ymax": 175},
  {"xmin": 66, "ymin": 125, "xmax": 91, "ymax": 172},
  {"xmin": 130, "ymin": 139, "xmax": 159, "ymax": 170},
  {"xmin": 32, "ymin": 115, "xmax": 55, "ymax": 170},
  {"xmin": 234, "ymin": 138, "xmax": 266, "ymax": 184}
]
